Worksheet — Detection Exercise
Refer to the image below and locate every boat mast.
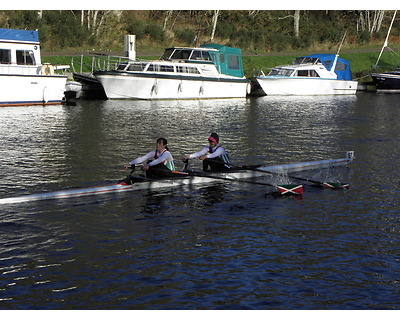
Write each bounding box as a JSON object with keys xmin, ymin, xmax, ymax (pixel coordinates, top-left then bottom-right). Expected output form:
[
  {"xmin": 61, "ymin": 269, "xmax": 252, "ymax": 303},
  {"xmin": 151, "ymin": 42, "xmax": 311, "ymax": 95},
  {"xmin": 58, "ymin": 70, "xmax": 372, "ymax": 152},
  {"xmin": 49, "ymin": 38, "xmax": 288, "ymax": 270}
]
[
  {"xmin": 374, "ymin": 10, "xmax": 397, "ymax": 67},
  {"xmin": 330, "ymin": 31, "xmax": 347, "ymax": 77}
]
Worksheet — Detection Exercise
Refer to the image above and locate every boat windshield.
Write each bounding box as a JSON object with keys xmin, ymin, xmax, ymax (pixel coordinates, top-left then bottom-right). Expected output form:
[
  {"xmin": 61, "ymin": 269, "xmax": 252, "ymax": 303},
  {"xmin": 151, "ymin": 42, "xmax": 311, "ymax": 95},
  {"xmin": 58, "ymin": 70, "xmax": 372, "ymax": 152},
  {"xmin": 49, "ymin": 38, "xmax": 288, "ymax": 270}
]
[
  {"xmin": 293, "ymin": 57, "xmax": 320, "ymax": 65},
  {"xmin": 161, "ymin": 48, "xmax": 192, "ymax": 60},
  {"xmin": 268, "ymin": 68, "xmax": 293, "ymax": 77}
]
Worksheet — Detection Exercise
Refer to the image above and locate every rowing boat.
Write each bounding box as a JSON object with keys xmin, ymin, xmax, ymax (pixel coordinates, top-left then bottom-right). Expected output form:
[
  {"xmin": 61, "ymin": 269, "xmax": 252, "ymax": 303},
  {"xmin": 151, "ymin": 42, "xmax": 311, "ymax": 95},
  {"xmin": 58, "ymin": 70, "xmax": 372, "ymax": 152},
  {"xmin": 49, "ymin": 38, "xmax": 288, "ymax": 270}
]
[{"xmin": 0, "ymin": 151, "xmax": 354, "ymax": 204}]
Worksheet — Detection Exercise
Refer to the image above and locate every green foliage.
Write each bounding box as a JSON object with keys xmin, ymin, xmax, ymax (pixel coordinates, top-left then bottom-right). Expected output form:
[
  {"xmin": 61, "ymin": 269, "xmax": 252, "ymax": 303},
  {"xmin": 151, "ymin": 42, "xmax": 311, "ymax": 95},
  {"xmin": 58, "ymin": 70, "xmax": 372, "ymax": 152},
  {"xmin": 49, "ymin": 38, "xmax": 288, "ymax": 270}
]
[
  {"xmin": 175, "ymin": 29, "xmax": 196, "ymax": 45},
  {"xmin": 144, "ymin": 23, "xmax": 164, "ymax": 41},
  {"xmin": 0, "ymin": 10, "xmax": 396, "ymax": 55}
]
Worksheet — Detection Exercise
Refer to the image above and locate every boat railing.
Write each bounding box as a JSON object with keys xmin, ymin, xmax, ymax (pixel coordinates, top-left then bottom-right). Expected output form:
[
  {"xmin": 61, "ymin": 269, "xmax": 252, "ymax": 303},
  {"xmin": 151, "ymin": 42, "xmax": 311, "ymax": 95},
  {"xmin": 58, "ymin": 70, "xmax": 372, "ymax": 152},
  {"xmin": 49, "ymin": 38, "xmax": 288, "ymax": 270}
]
[
  {"xmin": 371, "ymin": 64, "xmax": 400, "ymax": 74},
  {"xmin": 256, "ymin": 68, "xmax": 273, "ymax": 77},
  {"xmin": 71, "ymin": 54, "xmax": 134, "ymax": 74}
]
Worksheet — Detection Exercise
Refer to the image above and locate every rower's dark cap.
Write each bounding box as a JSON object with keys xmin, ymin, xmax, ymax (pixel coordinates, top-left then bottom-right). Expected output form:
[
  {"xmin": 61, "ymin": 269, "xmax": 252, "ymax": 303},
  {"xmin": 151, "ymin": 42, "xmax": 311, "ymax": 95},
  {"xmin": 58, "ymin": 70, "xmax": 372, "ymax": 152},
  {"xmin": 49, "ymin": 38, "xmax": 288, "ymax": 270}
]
[{"xmin": 208, "ymin": 132, "xmax": 219, "ymax": 143}]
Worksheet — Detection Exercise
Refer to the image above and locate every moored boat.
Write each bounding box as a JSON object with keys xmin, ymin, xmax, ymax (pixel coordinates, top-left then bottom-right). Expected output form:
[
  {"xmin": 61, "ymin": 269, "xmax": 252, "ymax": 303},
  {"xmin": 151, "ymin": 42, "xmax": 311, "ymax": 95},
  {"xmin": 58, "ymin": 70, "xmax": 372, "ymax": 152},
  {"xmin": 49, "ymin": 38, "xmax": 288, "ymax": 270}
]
[
  {"xmin": 252, "ymin": 53, "xmax": 358, "ymax": 96},
  {"xmin": 370, "ymin": 11, "xmax": 400, "ymax": 92},
  {"xmin": 0, "ymin": 151, "xmax": 354, "ymax": 204},
  {"xmin": 0, "ymin": 28, "xmax": 68, "ymax": 106},
  {"xmin": 371, "ymin": 70, "xmax": 400, "ymax": 92},
  {"xmin": 93, "ymin": 44, "xmax": 250, "ymax": 100}
]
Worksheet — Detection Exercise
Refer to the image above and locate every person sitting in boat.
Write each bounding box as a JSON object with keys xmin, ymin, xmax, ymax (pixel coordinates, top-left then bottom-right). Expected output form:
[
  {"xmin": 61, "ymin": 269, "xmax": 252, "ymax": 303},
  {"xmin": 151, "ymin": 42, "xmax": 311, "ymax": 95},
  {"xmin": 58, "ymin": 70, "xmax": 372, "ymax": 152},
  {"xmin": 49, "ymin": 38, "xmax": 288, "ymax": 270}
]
[
  {"xmin": 183, "ymin": 132, "xmax": 231, "ymax": 172},
  {"xmin": 124, "ymin": 137, "xmax": 176, "ymax": 179}
]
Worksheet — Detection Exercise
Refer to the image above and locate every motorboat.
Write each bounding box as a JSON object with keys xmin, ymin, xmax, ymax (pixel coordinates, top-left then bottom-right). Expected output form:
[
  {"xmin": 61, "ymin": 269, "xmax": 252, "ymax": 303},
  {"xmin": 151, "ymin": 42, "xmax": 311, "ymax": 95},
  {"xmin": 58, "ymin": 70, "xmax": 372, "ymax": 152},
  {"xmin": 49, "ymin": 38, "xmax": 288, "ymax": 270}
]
[
  {"xmin": 93, "ymin": 44, "xmax": 251, "ymax": 100},
  {"xmin": 252, "ymin": 53, "xmax": 358, "ymax": 95},
  {"xmin": 0, "ymin": 28, "xmax": 68, "ymax": 106}
]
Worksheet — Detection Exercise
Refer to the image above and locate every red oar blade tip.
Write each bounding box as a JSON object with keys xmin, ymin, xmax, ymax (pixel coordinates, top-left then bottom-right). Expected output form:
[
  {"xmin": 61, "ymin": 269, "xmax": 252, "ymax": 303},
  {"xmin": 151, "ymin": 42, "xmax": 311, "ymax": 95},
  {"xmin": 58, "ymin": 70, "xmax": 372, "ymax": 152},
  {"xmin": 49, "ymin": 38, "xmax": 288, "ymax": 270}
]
[
  {"xmin": 323, "ymin": 182, "xmax": 350, "ymax": 189},
  {"xmin": 276, "ymin": 184, "xmax": 303, "ymax": 195}
]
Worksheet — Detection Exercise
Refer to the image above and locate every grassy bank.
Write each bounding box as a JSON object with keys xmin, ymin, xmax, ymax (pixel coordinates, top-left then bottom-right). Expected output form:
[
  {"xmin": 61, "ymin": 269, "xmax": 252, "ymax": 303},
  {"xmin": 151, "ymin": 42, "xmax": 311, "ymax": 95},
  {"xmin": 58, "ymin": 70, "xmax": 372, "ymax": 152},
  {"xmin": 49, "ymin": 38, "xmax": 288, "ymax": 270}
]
[{"xmin": 43, "ymin": 50, "xmax": 400, "ymax": 81}]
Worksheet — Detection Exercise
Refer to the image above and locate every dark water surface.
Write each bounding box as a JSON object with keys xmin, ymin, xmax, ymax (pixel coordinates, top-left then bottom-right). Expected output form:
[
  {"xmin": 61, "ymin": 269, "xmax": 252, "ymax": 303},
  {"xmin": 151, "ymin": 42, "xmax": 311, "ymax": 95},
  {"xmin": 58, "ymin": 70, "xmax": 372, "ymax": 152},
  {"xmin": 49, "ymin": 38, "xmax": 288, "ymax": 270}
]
[{"xmin": 1, "ymin": 93, "xmax": 400, "ymax": 309}]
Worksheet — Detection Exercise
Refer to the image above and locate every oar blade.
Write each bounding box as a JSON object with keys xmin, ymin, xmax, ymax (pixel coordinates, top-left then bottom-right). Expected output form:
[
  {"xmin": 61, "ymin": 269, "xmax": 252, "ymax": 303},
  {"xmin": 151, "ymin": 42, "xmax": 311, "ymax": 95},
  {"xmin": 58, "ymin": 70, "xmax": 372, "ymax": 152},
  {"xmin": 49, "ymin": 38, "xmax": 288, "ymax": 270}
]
[
  {"xmin": 322, "ymin": 182, "xmax": 350, "ymax": 189},
  {"xmin": 276, "ymin": 184, "xmax": 303, "ymax": 195}
]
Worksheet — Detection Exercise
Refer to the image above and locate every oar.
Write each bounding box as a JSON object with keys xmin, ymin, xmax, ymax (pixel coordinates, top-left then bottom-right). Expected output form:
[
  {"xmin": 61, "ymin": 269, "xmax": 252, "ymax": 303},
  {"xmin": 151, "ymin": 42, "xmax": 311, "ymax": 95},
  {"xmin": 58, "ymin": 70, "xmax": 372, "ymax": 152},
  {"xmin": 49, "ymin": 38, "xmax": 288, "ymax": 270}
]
[
  {"xmin": 172, "ymin": 169, "xmax": 303, "ymax": 195},
  {"xmin": 216, "ymin": 160, "xmax": 349, "ymax": 190},
  {"xmin": 285, "ymin": 175, "xmax": 350, "ymax": 189}
]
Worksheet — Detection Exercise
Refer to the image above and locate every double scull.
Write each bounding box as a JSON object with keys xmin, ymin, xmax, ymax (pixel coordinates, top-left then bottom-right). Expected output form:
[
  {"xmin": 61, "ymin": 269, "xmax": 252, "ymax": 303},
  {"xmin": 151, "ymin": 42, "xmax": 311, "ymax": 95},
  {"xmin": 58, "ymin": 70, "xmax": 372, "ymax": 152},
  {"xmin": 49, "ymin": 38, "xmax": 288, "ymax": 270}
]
[{"xmin": 0, "ymin": 151, "xmax": 354, "ymax": 204}]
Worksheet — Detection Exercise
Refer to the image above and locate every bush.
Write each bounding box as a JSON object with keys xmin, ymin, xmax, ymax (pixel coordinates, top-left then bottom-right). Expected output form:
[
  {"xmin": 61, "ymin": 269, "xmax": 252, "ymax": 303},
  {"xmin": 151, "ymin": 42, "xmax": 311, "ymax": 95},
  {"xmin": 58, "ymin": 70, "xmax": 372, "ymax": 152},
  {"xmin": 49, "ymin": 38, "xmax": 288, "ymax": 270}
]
[
  {"xmin": 145, "ymin": 23, "xmax": 164, "ymax": 41},
  {"xmin": 175, "ymin": 29, "xmax": 196, "ymax": 45}
]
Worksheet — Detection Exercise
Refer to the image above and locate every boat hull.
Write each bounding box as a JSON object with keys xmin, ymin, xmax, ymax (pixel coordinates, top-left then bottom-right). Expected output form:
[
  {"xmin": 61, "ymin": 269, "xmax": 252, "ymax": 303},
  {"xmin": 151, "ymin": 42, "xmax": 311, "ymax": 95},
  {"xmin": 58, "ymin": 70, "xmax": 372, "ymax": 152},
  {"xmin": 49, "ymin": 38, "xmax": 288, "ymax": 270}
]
[
  {"xmin": 0, "ymin": 152, "xmax": 354, "ymax": 204},
  {"xmin": 254, "ymin": 77, "xmax": 358, "ymax": 95},
  {"xmin": 371, "ymin": 72, "xmax": 400, "ymax": 91},
  {"xmin": 95, "ymin": 72, "xmax": 250, "ymax": 100},
  {"xmin": 0, "ymin": 74, "xmax": 67, "ymax": 106}
]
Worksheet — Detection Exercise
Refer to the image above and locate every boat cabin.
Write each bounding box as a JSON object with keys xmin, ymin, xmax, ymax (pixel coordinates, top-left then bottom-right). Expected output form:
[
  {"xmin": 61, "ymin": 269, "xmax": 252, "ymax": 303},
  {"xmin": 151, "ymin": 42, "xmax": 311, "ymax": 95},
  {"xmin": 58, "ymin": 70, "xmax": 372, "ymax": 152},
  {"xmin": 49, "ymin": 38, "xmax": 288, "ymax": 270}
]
[
  {"xmin": 294, "ymin": 54, "xmax": 353, "ymax": 80},
  {"xmin": 0, "ymin": 28, "xmax": 43, "ymax": 75},
  {"xmin": 267, "ymin": 54, "xmax": 353, "ymax": 80},
  {"xmin": 160, "ymin": 44, "xmax": 245, "ymax": 78}
]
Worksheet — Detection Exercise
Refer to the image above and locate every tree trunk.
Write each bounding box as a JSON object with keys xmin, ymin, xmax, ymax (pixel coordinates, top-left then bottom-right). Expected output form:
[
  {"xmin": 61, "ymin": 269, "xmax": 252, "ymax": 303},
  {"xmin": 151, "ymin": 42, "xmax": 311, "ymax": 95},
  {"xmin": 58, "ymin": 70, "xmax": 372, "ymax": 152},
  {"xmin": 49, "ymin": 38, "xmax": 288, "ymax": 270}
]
[
  {"xmin": 294, "ymin": 10, "xmax": 300, "ymax": 38},
  {"xmin": 210, "ymin": 10, "xmax": 219, "ymax": 41}
]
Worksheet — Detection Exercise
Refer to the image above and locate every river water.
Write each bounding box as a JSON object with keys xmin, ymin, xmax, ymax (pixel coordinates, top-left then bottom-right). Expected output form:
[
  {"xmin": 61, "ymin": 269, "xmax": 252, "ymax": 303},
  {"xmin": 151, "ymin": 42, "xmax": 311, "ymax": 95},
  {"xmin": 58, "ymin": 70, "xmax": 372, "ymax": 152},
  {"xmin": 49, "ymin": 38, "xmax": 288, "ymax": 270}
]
[{"xmin": 0, "ymin": 93, "xmax": 399, "ymax": 310}]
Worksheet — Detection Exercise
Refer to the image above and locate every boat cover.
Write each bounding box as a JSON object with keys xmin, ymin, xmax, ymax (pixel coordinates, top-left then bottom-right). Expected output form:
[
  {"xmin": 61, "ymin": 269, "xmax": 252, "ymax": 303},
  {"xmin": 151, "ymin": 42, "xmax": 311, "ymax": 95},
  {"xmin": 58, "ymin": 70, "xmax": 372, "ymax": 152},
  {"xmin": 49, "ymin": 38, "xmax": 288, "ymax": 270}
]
[
  {"xmin": 0, "ymin": 28, "xmax": 39, "ymax": 43},
  {"xmin": 201, "ymin": 43, "xmax": 244, "ymax": 78},
  {"xmin": 303, "ymin": 54, "xmax": 353, "ymax": 80}
]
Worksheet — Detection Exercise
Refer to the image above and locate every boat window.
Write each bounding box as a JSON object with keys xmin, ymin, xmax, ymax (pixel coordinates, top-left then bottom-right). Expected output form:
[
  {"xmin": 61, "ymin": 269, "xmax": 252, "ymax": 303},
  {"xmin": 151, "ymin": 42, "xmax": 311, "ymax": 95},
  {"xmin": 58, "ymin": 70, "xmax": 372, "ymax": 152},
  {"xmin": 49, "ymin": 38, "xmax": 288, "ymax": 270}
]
[
  {"xmin": 147, "ymin": 64, "xmax": 175, "ymax": 72},
  {"xmin": 16, "ymin": 50, "xmax": 35, "ymax": 65},
  {"xmin": 170, "ymin": 49, "xmax": 192, "ymax": 60},
  {"xmin": 296, "ymin": 70, "xmax": 319, "ymax": 77},
  {"xmin": 202, "ymin": 51, "xmax": 211, "ymax": 61},
  {"xmin": 190, "ymin": 51, "xmax": 202, "ymax": 60},
  {"xmin": 127, "ymin": 63, "xmax": 146, "ymax": 71},
  {"xmin": 210, "ymin": 52, "xmax": 217, "ymax": 62},
  {"xmin": 176, "ymin": 66, "xmax": 200, "ymax": 74},
  {"xmin": 322, "ymin": 60, "xmax": 333, "ymax": 69},
  {"xmin": 335, "ymin": 61, "xmax": 347, "ymax": 71},
  {"xmin": 0, "ymin": 49, "xmax": 11, "ymax": 64},
  {"xmin": 228, "ymin": 55, "xmax": 240, "ymax": 70},
  {"xmin": 160, "ymin": 65, "xmax": 174, "ymax": 72},
  {"xmin": 116, "ymin": 62, "xmax": 128, "ymax": 70},
  {"xmin": 190, "ymin": 50, "xmax": 211, "ymax": 61},
  {"xmin": 160, "ymin": 48, "xmax": 175, "ymax": 60},
  {"xmin": 268, "ymin": 68, "xmax": 293, "ymax": 76},
  {"xmin": 293, "ymin": 57, "xmax": 319, "ymax": 65},
  {"xmin": 220, "ymin": 54, "xmax": 225, "ymax": 63}
]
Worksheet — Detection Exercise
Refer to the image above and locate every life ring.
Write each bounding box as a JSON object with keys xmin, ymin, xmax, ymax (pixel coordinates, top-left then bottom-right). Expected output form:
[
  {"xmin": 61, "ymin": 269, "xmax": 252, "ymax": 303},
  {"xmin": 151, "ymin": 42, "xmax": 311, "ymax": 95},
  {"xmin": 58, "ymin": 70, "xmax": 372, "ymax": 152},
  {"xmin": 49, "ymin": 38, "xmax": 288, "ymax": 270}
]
[{"xmin": 41, "ymin": 64, "xmax": 54, "ymax": 75}]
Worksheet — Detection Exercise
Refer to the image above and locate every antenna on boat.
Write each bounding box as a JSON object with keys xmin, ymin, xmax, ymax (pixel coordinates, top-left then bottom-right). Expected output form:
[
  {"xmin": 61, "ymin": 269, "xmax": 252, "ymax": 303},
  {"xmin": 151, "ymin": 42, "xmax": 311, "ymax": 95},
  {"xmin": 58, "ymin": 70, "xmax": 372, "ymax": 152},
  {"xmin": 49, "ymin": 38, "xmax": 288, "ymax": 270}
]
[
  {"xmin": 374, "ymin": 10, "xmax": 397, "ymax": 68},
  {"xmin": 336, "ymin": 31, "xmax": 347, "ymax": 56},
  {"xmin": 330, "ymin": 31, "xmax": 347, "ymax": 76}
]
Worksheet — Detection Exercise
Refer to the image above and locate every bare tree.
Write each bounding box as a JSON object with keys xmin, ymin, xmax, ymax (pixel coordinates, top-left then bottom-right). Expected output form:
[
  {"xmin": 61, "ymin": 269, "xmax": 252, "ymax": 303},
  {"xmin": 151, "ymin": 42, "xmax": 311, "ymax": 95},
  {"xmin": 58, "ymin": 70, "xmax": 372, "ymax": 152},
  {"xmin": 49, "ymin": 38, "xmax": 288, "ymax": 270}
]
[
  {"xmin": 80, "ymin": 10, "xmax": 112, "ymax": 37},
  {"xmin": 357, "ymin": 10, "xmax": 385, "ymax": 34},
  {"xmin": 210, "ymin": 10, "xmax": 219, "ymax": 41},
  {"xmin": 278, "ymin": 10, "xmax": 301, "ymax": 38},
  {"xmin": 163, "ymin": 10, "xmax": 173, "ymax": 31},
  {"xmin": 294, "ymin": 10, "xmax": 300, "ymax": 38}
]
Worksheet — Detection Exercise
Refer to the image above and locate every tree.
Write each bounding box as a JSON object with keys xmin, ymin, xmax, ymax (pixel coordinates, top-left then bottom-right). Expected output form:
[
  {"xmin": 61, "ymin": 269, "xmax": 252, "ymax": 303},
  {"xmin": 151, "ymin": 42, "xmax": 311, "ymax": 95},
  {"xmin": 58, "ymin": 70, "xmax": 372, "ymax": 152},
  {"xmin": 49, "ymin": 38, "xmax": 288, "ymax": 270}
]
[
  {"xmin": 210, "ymin": 10, "xmax": 219, "ymax": 41},
  {"xmin": 356, "ymin": 10, "xmax": 385, "ymax": 34}
]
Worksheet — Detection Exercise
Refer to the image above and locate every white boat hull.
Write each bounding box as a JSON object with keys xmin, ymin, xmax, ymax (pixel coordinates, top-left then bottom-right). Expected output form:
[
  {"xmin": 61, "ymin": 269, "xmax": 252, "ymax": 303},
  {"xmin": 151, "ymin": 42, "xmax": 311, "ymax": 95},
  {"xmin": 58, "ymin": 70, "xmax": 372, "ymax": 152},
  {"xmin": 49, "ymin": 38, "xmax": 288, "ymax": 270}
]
[
  {"xmin": 0, "ymin": 74, "xmax": 67, "ymax": 106},
  {"xmin": 95, "ymin": 73, "xmax": 249, "ymax": 100},
  {"xmin": 0, "ymin": 152, "xmax": 354, "ymax": 204},
  {"xmin": 255, "ymin": 77, "xmax": 358, "ymax": 95}
]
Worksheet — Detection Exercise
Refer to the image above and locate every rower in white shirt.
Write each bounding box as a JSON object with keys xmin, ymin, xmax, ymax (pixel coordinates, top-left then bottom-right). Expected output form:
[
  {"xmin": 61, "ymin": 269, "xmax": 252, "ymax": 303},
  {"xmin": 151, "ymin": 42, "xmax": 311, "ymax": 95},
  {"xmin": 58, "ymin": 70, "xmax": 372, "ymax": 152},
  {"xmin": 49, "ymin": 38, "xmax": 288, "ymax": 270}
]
[
  {"xmin": 183, "ymin": 132, "xmax": 231, "ymax": 172},
  {"xmin": 124, "ymin": 137, "xmax": 175, "ymax": 178}
]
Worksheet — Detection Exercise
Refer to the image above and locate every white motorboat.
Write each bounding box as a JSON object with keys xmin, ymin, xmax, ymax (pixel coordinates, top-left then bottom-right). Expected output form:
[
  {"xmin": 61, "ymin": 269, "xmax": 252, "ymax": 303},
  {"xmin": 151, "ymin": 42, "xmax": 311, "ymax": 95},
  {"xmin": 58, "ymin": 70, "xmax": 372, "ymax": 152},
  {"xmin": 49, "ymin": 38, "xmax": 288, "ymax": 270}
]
[
  {"xmin": 93, "ymin": 44, "xmax": 251, "ymax": 100},
  {"xmin": 0, "ymin": 28, "xmax": 68, "ymax": 106},
  {"xmin": 253, "ymin": 53, "xmax": 358, "ymax": 96}
]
